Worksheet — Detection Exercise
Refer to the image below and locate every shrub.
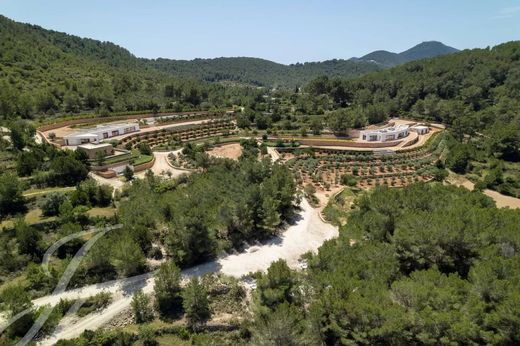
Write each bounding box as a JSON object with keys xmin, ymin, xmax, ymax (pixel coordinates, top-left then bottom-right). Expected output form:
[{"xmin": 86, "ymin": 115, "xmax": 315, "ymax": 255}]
[
  {"xmin": 41, "ymin": 192, "xmax": 68, "ymax": 216},
  {"xmin": 138, "ymin": 143, "xmax": 152, "ymax": 156},
  {"xmin": 131, "ymin": 290, "xmax": 154, "ymax": 323},
  {"xmin": 77, "ymin": 291, "xmax": 112, "ymax": 317},
  {"xmin": 341, "ymin": 174, "xmax": 358, "ymax": 187},
  {"xmin": 433, "ymin": 168, "xmax": 449, "ymax": 182}
]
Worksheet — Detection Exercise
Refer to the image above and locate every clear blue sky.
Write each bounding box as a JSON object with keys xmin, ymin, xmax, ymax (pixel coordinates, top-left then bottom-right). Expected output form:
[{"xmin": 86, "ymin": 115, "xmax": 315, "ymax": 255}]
[{"xmin": 0, "ymin": 0, "xmax": 519, "ymax": 64}]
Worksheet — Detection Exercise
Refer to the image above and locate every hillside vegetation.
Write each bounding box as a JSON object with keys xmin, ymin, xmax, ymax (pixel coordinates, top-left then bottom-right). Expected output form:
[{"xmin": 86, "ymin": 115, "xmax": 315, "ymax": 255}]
[
  {"xmin": 248, "ymin": 184, "xmax": 520, "ymax": 345},
  {"xmin": 0, "ymin": 15, "xmax": 462, "ymax": 121},
  {"xmin": 149, "ymin": 56, "xmax": 382, "ymax": 88},
  {"xmin": 0, "ymin": 15, "xmax": 246, "ymax": 118}
]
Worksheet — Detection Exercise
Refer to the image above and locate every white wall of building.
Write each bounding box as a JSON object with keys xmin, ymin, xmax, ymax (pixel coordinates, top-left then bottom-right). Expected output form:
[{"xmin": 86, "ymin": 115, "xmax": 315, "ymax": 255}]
[
  {"xmin": 359, "ymin": 125, "xmax": 409, "ymax": 142},
  {"xmin": 64, "ymin": 123, "xmax": 139, "ymax": 146}
]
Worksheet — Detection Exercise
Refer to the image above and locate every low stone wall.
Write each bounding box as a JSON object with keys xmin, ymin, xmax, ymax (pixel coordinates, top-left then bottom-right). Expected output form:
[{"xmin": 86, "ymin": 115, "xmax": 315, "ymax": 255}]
[
  {"xmin": 282, "ymin": 138, "xmax": 403, "ymax": 148},
  {"xmin": 133, "ymin": 156, "xmax": 156, "ymax": 172},
  {"xmin": 95, "ymin": 170, "xmax": 117, "ymax": 179},
  {"xmin": 90, "ymin": 159, "xmax": 132, "ymax": 172},
  {"xmin": 37, "ymin": 111, "xmax": 220, "ymax": 132}
]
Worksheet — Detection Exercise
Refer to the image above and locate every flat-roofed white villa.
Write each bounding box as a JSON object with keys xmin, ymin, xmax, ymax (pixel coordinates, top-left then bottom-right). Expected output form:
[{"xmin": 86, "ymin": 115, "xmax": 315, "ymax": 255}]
[
  {"xmin": 63, "ymin": 122, "xmax": 139, "ymax": 146},
  {"xmin": 359, "ymin": 123, "xmax": 430, "ymax": 142},
  {"xmin": 359, "ymin": 124, "xmax": 410, "ymax": 142}
]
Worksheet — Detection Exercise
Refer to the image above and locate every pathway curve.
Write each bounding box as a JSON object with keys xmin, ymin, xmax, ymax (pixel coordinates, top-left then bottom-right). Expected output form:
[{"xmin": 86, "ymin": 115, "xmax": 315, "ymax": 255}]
[
  {"xmin": 135, "ymin": 150, "xmax": 187, "ymax": 179},
  {"xmin": 267, "ymin": 147, "xmax": 281, "ymax": 161},
  {"xmin": 446, "ymin": 171, "xmax": 520, "ymax": 209}
]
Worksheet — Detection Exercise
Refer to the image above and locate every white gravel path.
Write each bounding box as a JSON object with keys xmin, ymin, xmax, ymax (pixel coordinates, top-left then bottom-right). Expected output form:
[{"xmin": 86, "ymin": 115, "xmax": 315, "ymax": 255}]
[
  {"xmin": 33, "ymin": 198, "xmax": 337, "ymax": 344},
  {"xmin": 135, "ymin": 150, "xmax": 188, "ymax": 179}
]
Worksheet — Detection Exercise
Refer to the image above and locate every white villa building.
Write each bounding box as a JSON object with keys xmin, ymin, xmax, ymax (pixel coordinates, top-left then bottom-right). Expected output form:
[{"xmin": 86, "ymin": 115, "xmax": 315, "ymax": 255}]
[
  {"xmin": 64, "ymin": 123, "xmax": 139, "ymax": 146},
  {"xmin": 359, "ymin": 124, "xmax": 410, "ymax": 142}
]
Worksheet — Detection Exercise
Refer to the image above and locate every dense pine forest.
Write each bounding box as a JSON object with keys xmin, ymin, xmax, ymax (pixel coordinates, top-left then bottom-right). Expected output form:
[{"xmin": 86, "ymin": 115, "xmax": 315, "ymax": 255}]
[
  {"xmin": 0, "ymin": 15, "xmax": 253, "ymax": 117},
  {"xmin": 249, "ymin": 184, "xmax": 520, "ymax": 345},
  {"xmin": 149, "ymin": 57, "xmax": 382, "ymax": 88}
]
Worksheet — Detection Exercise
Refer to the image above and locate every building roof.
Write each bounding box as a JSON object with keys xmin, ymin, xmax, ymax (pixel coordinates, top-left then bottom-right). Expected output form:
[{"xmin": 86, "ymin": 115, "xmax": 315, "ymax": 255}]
[
  {"xmin": 78, "ymin": 143, "xmax": 113, "ymax": 150},
  {"xmin": 361, "ymin": 124, "xmax": 409, "ymax": 134},
  {"xmin": 69, "ymin": 133, "xmax": 98, "ymax": 138},
  {"xmin": 64, "ymin": 122, "xmax": 138, "ymax": 139}
]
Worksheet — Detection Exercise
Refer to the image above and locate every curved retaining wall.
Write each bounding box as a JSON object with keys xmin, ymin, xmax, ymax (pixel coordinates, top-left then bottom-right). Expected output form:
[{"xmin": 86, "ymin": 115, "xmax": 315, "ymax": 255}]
[
  {"xmin": 401, "ymin": 136, "xmax": 419, "ymax": 148},
  {"xmin": 133, "ymin": 156, "xmax": 156, "ymax": 173},
  {"xmin": 95, "ymin": 170, "xmax": 117, "ymax": 179},
  {"xmin": 273, "ymin": 137, "xmax": 403, "ymax": 148},
  {"xmin": 38, "ymin": 111, "xmax": 222, "ymax": 132}
]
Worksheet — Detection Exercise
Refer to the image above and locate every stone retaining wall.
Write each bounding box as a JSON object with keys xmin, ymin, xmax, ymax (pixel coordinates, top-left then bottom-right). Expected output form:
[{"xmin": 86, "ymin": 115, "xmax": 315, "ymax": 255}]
[
  {"xmin": 275, "ymin": 137, "xmax": 403, "ymax": 148},
  {"xmin": 95, "ymin": 170, "xmax": 117, "ymax": 179},
  {"xmin": 38, "ymin": 111, "xmax": 220, "ymax": 132},
  {"xmin": 133, "ymin": 156, "xmax": 156, "ymax": 172}
]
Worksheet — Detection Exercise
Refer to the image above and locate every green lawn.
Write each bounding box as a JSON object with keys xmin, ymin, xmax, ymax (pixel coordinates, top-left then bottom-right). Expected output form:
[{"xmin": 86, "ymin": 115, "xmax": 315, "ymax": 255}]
[
  {"xmin": 87, "ymin": 207, "xmax": 116, "ymax": 218},
  {"xmin": 132, "ymin": 154, "xmax": 153, "ymax": 166},
  {"xmin": 23, "ymin": 186, "xmax": 75, "ymax": 197},
  {"xmin": 100, "ymin": 152, "xmax": 133, "ymax": 165},
  {"xmin": 1, "ymin": 208, "xmax": 56, "ymax": 229}
]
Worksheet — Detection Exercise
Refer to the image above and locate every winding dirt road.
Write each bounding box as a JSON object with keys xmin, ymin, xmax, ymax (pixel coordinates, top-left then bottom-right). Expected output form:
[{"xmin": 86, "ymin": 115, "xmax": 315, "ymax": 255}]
[
  {"xmin": 446, "ymin": 171, "xmax": 520, "ymax": 209},
  {"xmin": 34, "ymin": 198, "xmax": 337, "ymax": 344}
]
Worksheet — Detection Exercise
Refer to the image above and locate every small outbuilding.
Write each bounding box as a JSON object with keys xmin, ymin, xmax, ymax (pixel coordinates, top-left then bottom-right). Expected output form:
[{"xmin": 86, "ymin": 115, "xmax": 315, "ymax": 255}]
[
  {"xmin": 411, "ymin": 125, "xmax": 430, "ymax": 135},
  {"xmin": 77, "ymin": 143, "xmax": 114, "ymax": 159}
]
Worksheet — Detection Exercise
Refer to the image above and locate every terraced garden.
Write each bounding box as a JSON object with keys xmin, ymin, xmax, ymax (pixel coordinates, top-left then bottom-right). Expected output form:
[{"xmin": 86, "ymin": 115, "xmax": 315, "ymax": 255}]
[
  {"xmin": 118, "ymin": 118, "xmax": 236, "ymax": 150},
  {"xmin": 283, "ymin": 132, "xmax": 448, "ymax": 191}
]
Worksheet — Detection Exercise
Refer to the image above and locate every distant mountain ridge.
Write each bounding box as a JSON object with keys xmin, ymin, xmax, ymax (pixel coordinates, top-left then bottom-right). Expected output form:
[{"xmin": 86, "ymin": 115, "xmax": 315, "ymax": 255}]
[
  {"xmin": 353, "ymin": 41, "xmax": 459, "ymax": 67},
  {"xmin": 148, "ymin": 41, "xmax": 459, "ymax": 86},
  {"xmin": 0, "ymin": 14, "xmax": 459, "ymax": 91}
]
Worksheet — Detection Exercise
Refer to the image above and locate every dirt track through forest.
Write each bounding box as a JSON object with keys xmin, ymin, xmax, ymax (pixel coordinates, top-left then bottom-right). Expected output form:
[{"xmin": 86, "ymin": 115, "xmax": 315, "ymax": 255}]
[{"xmin": 30, "ymin": 198, "xmax": 337, "ymax": 344}]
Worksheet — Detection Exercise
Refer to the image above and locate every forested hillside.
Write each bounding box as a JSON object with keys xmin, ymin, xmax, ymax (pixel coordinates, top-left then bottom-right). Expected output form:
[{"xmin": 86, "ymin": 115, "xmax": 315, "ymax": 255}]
[
  {"xmin": 306, "ymin": 41, "xmax": 520, "ymax": 127},
  {"xmin": 0, "ymin": 15, "xmax": 463, "ymax": 121},
  {"xmin": 0, "ymin": 15, "xmax": 249, "ymax": 118},
  {"xmin": 303, "ymin": 41, "xmax": 520, "ymax": 196},
  {"xmin": 148, "ymin": 56, "xmax": 381, "ymax": 88}
]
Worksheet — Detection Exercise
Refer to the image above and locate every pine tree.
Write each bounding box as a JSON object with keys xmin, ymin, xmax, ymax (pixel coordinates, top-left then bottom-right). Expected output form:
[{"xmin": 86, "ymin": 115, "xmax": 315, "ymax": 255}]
[
  {"xmin": 131, "ymin": 289, "xmax": 153, "ymax": 323},
  {"xmin": 182, "ymin": 277, "xmax": 211, "ymax": 330},
  {"xmin": 153, "ymin": 261, "xmax": 182, "ymax": 316}
]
